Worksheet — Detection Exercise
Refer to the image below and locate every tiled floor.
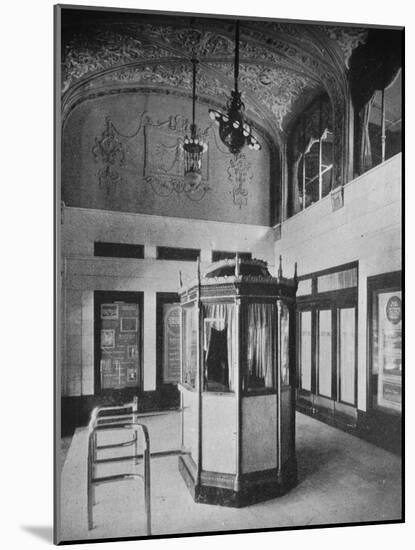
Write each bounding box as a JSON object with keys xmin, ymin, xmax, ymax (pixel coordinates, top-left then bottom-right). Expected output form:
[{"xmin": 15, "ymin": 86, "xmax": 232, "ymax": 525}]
[{"xmin": 58, "ymin": 411, "xmax": 402, "ymax": 543}]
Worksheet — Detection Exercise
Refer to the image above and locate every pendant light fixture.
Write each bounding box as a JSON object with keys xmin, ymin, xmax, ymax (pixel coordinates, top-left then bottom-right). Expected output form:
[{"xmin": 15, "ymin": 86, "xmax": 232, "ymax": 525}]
[
  {"xmin": 209, "ymin": 21, "xmax": 261, "ymax": 155},
  {"xmin": 182, "ymin": 58, "xmax": 207, "ymax": 188}
]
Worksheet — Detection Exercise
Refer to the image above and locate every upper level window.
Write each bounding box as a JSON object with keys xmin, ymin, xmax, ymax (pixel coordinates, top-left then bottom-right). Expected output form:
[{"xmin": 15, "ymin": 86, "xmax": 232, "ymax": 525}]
[
  {"xmin": 364, "ymin": 69, "xmax": 402, "ymax": 172},
  {"xmin": 212, "ymin": 250, "xmax": 252, "ymax": 262},
  {"xmin": 94, "ymin": 242, "xmax": 144, "ymax": 259},
  {"xmin": 288, "ymin": 95, "xmax": 333, "ymax": 217},
  {"xmin": 157, "ymin": 246, "xmax": 200, "ymax": 262}
]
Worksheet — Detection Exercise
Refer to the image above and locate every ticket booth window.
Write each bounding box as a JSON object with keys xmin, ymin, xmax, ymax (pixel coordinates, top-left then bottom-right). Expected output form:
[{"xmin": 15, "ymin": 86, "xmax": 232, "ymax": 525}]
[
  {"xmin": 245, "ymin": 303, "xmax": 277, "ymax": 391},
  {"xmin": 203, "ymin": 303, "xmax": 235, "ymax": 392}
]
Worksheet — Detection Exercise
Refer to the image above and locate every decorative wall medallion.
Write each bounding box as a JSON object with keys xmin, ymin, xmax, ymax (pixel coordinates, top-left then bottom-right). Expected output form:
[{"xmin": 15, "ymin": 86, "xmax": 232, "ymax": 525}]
[
  {"xmin": 92, "ymin": 116, "xmax": 126, "ymax": 193},
  {"xmin": 330, "ymin": 185, "xmax": 344, "ymax": 212},
  {"xmin": 274, "ymin": 224, "xmax": 282, "ymax": 240},
  {"xmin": 227, "ymin": 153, "xmax": 253, "ymax": 208}
]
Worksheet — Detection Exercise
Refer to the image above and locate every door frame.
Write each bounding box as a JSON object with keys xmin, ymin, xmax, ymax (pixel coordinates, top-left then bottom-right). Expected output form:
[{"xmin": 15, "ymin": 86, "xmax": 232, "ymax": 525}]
[
  {"xmin": 156, "ymin": 292, "xmax": 180, "ymax": 390},
  {"xmin": 296, "ymin": 262, "xmax": 358, "ymax": 419}
]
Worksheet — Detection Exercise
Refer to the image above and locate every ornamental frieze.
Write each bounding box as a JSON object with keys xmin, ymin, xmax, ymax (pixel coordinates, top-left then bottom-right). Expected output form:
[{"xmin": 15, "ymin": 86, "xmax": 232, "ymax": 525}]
[
  {"xmin": 62, "ymin": 22, "xmax": 335, "ymax": 94},
  {"xmin": 91, "ymin": 112, "xmax": 214, "ymax": 201},
  {"xmin": 62, "ymin": 18, "xmax": 359, "ymax": 187}
]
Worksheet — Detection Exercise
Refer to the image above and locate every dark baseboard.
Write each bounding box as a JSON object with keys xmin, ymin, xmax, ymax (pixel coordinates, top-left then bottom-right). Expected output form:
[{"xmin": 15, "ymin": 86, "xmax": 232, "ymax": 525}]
[
  {"xmin": 296, "ymin": 402, "xmax": 402, "ymax": 455},
  {"xmin": 178, "ymin": 454, "xmax": 297, "ymax": 508},
  {"xmin": 61, "ymin": 385, "xmax": 180, "ymax": 436},
  {"xmin": 356, "ymin": 409, "xmax": 402, "ymax": 455}
]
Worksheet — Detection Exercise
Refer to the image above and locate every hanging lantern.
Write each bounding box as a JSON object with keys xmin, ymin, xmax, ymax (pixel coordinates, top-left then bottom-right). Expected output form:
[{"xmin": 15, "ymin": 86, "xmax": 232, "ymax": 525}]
[
  {"xmin": 182, "ymin": 59, "xmax": 208, "ymax": 188},
  {"xmin": 208, "ymin": 21, "xmax": 261, "ymax": 155}
]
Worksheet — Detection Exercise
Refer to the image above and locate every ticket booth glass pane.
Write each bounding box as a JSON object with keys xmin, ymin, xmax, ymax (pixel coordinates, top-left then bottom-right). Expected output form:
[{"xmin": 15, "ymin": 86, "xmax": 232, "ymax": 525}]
[
  {"xmin": 245, "ymin": 303, "xmax": 276, "ymax": 391},
  {"xmin": 182, "ymin": 305, "xmax": 198, "ymax": 388},
  {"xmin": 203, "ymin": 303, "xmax": 235, "ymax": 392},
  {"xmin": 281, "ymin": 303, "xmax": 290, "ymax": 386}
]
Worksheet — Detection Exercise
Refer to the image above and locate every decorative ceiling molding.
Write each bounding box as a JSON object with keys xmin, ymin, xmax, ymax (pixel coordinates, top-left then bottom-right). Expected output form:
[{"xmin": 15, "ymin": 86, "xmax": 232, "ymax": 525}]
[
  {"xmin": 61, "ymin": 16, "xmax": 366, "ymax": 158},
  {"xmin": 62, "ymin": 22, "xmax": 331, "ymax": 91},
  {"xmin": 318, "ymin": 26, "xmax": 368, "ymax": 68},
  {"xmin": 235, "ymin": 64, "xmax": 315, "ymax": 130}
]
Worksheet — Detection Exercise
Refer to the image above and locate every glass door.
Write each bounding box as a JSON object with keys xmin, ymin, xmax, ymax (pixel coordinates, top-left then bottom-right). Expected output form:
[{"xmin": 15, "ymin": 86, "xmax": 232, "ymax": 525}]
[{"xmin": 297, "ymin": 303, "xmax": 357, "ymax": 421}]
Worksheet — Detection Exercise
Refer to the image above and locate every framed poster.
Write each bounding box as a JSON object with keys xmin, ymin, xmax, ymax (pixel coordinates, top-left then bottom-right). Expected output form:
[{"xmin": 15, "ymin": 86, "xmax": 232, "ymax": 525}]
[
  {"xmin": 377, "ymin": 291, "xmax": 402, "ymax": 412},
  {"xmin": 100, "ymin": 303, "xmax": 119, "ymax": 320},
  {"xmin": 100, "ymin": 329, "xmax": 115, "ymax": 349},
  {"xmin": 120, "ymin": 316, "xmax": 138, "ymax": 333}
]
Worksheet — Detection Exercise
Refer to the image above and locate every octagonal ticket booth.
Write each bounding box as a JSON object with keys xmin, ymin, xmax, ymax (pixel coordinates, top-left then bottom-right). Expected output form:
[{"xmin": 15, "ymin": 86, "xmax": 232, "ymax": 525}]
[{"xmin": 178, "ymin": 256, "xmax": 298, "ymax": 507}]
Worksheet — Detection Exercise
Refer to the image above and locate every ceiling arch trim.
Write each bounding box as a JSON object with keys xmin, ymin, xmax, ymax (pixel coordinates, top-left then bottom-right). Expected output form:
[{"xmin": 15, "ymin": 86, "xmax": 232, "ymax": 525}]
[
  {"xmin": 62, "ymin": 54, "xmax": 320, "ymax": 144},
  {"xmin": 61, "ymin": 84, "xmax": 281, "ymax": 152}
]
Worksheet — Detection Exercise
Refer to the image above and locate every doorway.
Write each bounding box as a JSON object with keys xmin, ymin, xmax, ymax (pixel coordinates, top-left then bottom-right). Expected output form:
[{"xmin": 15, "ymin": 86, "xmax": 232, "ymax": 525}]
[
  {"xmin": 296, "ymin": 263, "xmax": 358, "ymax": 426},
  {"xmin": 155, "ymin": 293, "xmax": 181, "ymax": 409}
]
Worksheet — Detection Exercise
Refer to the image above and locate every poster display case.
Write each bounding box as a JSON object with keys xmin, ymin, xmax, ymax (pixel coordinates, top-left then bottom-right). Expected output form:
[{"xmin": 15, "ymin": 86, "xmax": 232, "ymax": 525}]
[
  {"xmin": 99, "ymin": 301, "xmax": 140, "ymax": 389},
  {"xmin": 371, "ymin": 288, "xmax": 402, "ymax": 413},
  {"xmin": 178, "ymin": 256, "xmax": 298, "ymax": 506}
]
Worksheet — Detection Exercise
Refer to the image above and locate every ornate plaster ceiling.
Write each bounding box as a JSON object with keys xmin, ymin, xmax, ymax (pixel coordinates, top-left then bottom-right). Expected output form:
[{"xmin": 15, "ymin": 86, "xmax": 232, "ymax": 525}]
[{"xmin": 61, "ymin": 12, "xmax": 368, "ymax": 141}]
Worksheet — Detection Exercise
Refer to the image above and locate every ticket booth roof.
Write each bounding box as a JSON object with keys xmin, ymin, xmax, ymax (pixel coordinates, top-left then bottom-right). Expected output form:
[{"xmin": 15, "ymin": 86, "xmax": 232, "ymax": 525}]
[{"xmin": 179, "ymin": 258, "xmax": 297, "ymax": 302}]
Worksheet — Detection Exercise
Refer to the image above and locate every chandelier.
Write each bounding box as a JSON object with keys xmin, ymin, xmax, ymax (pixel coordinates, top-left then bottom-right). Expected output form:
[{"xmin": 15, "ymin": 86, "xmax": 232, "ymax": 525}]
[
  {"xmin": 182, "ymin": 58, "xmax": 208, "ymax": 188},
  {"xmin": 209, "ymin": 21, "xmax": 261, "ymax": 155}
]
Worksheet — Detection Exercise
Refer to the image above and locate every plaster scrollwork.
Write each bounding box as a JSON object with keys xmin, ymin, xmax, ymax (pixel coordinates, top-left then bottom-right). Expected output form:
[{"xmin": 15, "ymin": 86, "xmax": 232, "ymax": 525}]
[
  {"xmin": 145, "ymin": 116, "xmax": 211, "ymax": 201},
  {"xmin": 62, "ymin": 23, "xmax": 323, "ymax": 93},
  {"xmin": 65, "ymin": 20, "xmax": 353, "ymax": 186},
  {"xmin": 105, "ymin": 63, "xmax": 231, "ymax": 103},
  {"xmin": 319, "ymin": 26, "xmax": 368, "ymax": 68},
  {"xmin": 137, "ymin": 25, "xmax": 234, "ymax": 58},
  {"xmin": 92, "ymin": 116, "xmax": 126, "ymax": 193},
  {"xmin": 247, "ymin": 20, "xmax": 307, "ymax": 41},
  {"xmin": 241, "ymin": 65, "xmax": 313, "ymax": 129},
  {"xmin": 62, "ymin": 30, "xmax": 172, "ymax": 92},
  {"xmin": 91, "ymin": 112, "xmax": 212, "ymax": 201},
  {"xmin": 211, "ymin": 62, "xmax": 314, "ymax": 129},
  {"xmin": 227, "ymin": 153, "xmax": 253, "ymax": 208}
]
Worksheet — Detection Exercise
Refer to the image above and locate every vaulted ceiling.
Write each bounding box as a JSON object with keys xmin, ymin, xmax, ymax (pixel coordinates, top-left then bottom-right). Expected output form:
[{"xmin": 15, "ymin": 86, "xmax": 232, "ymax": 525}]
[{"xmin": 61, "ymin": 9, "xmax": 368, "ymax": 145}]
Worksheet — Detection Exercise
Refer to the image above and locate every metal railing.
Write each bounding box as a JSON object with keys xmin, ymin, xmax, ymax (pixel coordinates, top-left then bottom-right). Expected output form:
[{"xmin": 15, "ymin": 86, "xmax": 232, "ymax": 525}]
[{"xmin": 87, "ymin": 400, "xmax": 151, "ymax": 535}]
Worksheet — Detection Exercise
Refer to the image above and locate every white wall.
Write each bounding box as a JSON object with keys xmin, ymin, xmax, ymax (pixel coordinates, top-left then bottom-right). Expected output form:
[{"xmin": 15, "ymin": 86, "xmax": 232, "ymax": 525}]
[
  {"xmin": 275, "ymin": 154, "xmax": 402, "ymax": 411},
  {"xmin": 62, "ymin": 154, "xmax": 401, "ymax": 406},
  {"xmin": 62, "ymin": 207, "xmax": 275, "ymax": 395}
]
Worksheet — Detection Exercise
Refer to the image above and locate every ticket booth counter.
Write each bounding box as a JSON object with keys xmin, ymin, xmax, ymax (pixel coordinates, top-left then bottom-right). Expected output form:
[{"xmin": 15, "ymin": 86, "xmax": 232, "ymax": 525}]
[{"xmin": 178, "ymin": 257, "xmax": 298, "ymax": 507}]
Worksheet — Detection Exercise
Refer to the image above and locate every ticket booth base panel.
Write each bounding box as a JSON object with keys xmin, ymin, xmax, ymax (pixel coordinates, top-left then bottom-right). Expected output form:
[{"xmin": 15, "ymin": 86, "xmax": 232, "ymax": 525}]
[{"xmin": 178, "ymin": 454, "xmax": 297, "ymax": 508}]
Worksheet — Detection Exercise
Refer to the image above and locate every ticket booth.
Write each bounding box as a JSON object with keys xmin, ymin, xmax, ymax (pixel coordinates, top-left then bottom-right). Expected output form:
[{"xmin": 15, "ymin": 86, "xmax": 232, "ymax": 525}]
[{"xmin": 178, "ymin": 256, "xmax": 298, "ymax": 507}]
